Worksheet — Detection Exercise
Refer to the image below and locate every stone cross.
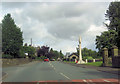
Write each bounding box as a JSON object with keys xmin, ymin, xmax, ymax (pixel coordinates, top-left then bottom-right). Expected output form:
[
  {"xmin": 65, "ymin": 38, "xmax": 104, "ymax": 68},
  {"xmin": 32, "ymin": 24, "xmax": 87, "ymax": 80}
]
[{"xmin": 77, "ymin": 36, "xmax": 85, "ymax": 64}]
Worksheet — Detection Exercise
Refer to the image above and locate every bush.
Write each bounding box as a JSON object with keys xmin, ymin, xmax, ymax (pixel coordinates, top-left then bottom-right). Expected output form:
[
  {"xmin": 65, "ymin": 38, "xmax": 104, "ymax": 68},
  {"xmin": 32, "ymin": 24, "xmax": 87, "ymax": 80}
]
[
  {"xmin": 35, "ymin": 56, "xmax": 47, "ymax": 61},
  {"xmin": 18, "ymin": 49, "xmax": 26, "ymax": 58},
  {"xmin": 83, "ymin": 56, "xmax": 93, "ymax": 60},
  {"xmin": 2, "ymin": 54, "xmax": 14, "ymax": 59}
]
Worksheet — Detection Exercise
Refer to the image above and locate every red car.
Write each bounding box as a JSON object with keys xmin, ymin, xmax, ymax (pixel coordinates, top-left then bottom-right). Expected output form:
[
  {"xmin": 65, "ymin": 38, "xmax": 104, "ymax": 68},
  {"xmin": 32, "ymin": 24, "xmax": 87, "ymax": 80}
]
[{"xmin": 44, "ymin": 58, "xmax": 49, "ymax": 62}]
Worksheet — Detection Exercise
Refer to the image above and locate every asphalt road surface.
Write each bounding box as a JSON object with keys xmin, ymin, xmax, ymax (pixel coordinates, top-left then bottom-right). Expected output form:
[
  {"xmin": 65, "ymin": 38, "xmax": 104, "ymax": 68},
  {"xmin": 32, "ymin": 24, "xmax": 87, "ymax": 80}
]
[{"xmin": 2, "ymin": 61, "xmax": 119, "ymax": 82}]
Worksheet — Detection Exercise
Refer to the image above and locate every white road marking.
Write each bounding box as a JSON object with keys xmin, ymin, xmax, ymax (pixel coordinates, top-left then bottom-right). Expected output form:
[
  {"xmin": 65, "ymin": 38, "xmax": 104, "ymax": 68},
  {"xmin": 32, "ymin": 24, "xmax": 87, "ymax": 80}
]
[
  {"xmin": 49, "ymin": 62, "xmax": 56, "ymax": 70},
  {"xmin": 51, "ymin": 65, "xmax": 54, "ymax": 68},
  {"xmin": 104, "ymin": 80, "xmax": 110, "ymax": 82},
  {"xmin": 60, "ymin": 73, "xmax": 70, "ymax": 80}
]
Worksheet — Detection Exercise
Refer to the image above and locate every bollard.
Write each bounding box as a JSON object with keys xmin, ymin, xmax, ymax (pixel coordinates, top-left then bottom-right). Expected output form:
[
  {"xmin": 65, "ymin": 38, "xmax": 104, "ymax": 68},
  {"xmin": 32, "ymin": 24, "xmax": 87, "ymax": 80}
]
[
  {"xmin": 93, "ymin": 59, "xmax": 95, "ymax": 62},
  {"xmin": 85, "ymin": 59, "xmax": 88, "ymax": 63}
]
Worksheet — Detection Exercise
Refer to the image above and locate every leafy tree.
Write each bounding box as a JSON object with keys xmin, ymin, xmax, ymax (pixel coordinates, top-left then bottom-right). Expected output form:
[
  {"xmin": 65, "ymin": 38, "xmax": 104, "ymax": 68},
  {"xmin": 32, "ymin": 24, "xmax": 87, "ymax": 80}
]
[
  {"xmin": 37, "ymin": 46, "xmax": 64, "ymax": 60},
  {"xmin": 24, "ymin": 43, "xmax": 28, "ymax": 46},
  {"xmin": 95, "ymin": 30, "xmax": 117, "ymax": 56},
  {"xmin": 28, "ymin": 46, "xmax": 36, "ymax": 59},
  {"xmin": 23, "ymin": 45, "xmax": 36, "ymax": 59},
  {"xmin": 2, "ymin": 13, "xmax": 23, "ymax": 58},
  {"xmin": 47, "ymin": 48, "xmax": 55, "ymax": 59},
  {"xmin": 0, "ymin": 23, "xmax": 2, "ymax": 54},
  {"xmin": 105, "ymin": 1, "xmax": 120, "ymax": 48},
  {"xmin": 37, "ymin": 45, "xmax": 49, "ymax": 57},
  {"xmin": 76, "ymin": 47, "xmax": 98, "ymax": 58},
  {"xmin": 59, "ymin": 50, "xmax": 64, "ymax": 59}
]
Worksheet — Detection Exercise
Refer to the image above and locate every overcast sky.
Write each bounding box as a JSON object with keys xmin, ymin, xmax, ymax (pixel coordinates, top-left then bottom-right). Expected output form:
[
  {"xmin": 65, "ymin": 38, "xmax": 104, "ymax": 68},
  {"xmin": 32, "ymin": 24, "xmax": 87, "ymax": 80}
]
[{"xmin": 1, "ymin": 1, "xmax": 112, "ymax": 54}]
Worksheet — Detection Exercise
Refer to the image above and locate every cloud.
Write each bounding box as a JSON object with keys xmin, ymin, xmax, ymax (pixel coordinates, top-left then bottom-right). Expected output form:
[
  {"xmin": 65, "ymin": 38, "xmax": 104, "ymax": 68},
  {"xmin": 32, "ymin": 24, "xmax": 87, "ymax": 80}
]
[
  {"xmin": 1, "ymin": 0, "xmax": 114, "ymax": 2},
  {"xmin": 1, "ymin": 2, "xmax": 110, "ymax": 54}
]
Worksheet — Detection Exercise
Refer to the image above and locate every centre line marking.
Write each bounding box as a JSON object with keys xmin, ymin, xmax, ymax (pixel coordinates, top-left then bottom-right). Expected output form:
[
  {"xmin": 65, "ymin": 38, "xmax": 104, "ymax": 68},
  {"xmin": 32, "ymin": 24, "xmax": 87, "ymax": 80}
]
[{"xmin": 60, "ymin": 73, "xmax": 70, "ymax": 80}]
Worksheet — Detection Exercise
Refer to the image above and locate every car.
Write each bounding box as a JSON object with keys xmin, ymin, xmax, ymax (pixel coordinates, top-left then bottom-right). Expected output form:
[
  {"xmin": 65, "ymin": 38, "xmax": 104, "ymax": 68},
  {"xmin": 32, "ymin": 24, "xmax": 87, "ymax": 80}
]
[{"xmin": 44, "ymin": 58, "xmax": 49, "ymax": 62}]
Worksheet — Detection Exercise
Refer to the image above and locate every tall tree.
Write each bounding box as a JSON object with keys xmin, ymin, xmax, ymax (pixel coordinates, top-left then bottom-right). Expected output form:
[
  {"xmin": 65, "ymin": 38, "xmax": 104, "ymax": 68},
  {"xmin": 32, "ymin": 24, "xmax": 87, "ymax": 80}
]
[
  {"xmin": 105, "ymin": 1, "xmax": 120, "ymax": 48},
  {"xmin": 2, "ymin": 14, "xmax": 23, "ymax": 58},
  {"xmin": 76, "ymin": 46, "xmax": 98, "ymax": 58},
  {"xmin": 59, "ymin": 50, "xmax": 64, "ymax": 59},
  {"xmin": 95, "ymin": 30, "xmax": 117, "ymax": 56},
  {"xmin": 37, "ymin": 45, "xmax": 49, "ymax": 57}
]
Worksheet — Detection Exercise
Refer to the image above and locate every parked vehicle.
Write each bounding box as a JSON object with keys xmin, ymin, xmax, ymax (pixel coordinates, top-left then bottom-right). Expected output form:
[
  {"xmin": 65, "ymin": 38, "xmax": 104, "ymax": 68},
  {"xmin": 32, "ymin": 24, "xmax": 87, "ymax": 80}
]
[{"xmin": 44, "ymin": 58, "xmax": 49, "ymax": 62}]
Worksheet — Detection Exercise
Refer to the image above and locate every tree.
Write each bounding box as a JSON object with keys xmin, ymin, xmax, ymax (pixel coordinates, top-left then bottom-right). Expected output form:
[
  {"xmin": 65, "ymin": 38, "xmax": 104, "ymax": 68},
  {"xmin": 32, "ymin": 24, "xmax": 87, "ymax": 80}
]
[
  {"xmin": 0, "ymin": 23, "xmax": 2, "ymax": 52},
  {"xmin": 95, "ymin": 30, "xmax": 117, "ymax": 56},
  {"xmin": 59, "ymin": 50, "xmax": 64, "ymax": 59},
  {"xmin": 24, "ymin": 43, "xmax": 28, "ymax": 46},
  {"xmin": 37, "ymin": 45, "xmax": 49, "ymax": 57},
  {"xmin": 105, "ymin": 1, "xmax": 120, "ymax": 49},
  {"xmin": 76, "ymin": 46, "xmax": 98, "ymax": 59},
  {"xmin": 23, "ymin": 45, "xmax": 36, "ymax": 59},
  {"xmin": 2, "ymin": 13, "xmax": 23, "ymax": 58}
]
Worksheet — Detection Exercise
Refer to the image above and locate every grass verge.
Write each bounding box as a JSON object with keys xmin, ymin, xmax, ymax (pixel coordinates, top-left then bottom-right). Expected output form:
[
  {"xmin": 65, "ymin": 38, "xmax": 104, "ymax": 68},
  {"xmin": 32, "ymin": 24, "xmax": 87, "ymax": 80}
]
[
  {"xmin": 63, "ymin": 61, "xmax": 75, "ymax": 63},
  {"xmin": 85, "ymin": 61, "xmax": 103, "ymax": 67}
]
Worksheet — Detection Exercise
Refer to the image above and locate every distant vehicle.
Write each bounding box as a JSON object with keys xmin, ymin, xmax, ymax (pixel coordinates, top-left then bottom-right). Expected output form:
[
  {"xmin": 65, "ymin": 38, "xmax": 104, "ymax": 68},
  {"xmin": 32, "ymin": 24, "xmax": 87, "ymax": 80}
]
[
  {"xmin": 50, "ymin": 59, "xmax": 55, "ymax": 61},
  {"xmin": 57, "ymin": 58, "xmax": 62, "ymax": 61},
  {"xmin": 44, "ymin": 58, "xmax": 49, "ymax": 62}
]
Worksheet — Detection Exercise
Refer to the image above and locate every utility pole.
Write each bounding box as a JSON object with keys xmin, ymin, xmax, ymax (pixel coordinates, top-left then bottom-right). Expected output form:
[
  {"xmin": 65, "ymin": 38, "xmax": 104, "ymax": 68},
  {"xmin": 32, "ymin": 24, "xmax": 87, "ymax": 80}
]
[{"xmin": 31, "ymin": 38, "xmax": 32, "ymax": 46}]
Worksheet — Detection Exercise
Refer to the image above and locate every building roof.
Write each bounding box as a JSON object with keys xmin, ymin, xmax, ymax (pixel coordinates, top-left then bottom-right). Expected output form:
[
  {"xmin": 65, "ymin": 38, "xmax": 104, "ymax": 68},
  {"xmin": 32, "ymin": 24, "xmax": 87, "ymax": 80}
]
[{"xmin": 68, "ymin": 53, "xmax": 78, "ymax": 58}]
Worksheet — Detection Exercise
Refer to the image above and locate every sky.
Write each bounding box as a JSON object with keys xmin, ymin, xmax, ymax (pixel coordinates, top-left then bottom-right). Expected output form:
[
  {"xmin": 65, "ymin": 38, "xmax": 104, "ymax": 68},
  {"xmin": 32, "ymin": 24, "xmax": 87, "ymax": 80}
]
[{"xmin": 1, "ymin": 0, "xmax": 114, "ymax": 54}]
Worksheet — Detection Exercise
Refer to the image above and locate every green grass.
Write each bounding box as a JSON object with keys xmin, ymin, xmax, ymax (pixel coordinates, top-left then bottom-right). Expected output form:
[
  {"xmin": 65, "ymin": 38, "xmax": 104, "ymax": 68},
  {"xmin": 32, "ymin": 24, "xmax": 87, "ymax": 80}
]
[
  {"xmin": 85, "ymin": 61, "xmax": 103, "ymax": 67},
  {"xmin": 64, "ymin": 61, "xmax": 112, "ymax": 67},
  {"xmin": 64, "ymin": 61, "xmax": 75, "ymax": 63}
]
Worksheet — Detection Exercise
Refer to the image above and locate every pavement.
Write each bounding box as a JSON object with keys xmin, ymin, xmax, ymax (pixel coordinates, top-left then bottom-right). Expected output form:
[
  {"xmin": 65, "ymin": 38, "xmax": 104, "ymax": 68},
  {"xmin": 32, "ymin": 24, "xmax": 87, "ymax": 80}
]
[
  {"xmin": 62, "ymin": 61, "xmax": 120, "ymax": 75},
  {"xmin": 1, "ymin": 61, "xmax": 120, "ymax": 83}
]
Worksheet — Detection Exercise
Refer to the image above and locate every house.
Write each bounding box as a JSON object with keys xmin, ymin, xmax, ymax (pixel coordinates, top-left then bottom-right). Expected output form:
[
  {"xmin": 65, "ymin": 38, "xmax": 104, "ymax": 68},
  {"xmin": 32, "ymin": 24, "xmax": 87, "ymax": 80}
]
[{"xmin": 68, "ymin": 53, "xmax": 79, "ymax": 61}]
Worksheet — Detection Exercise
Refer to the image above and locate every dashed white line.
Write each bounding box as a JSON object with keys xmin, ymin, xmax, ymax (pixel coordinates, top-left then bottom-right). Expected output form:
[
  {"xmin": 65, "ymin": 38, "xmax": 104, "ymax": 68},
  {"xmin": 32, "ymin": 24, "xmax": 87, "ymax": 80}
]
[
  {"xmin": 49, "ymin": 63, "xmax": 56, "ymax": 70},
  {"xmin": 51, "ymin": 65, "xmax": 54, "ymax": 68},
  {"xmin": 53, "ymin": 67, "xmax": 56, "ymax": 70},
  {"xmin": 60, "ymin": 73, "xmax": 70, "ymax": 80}
]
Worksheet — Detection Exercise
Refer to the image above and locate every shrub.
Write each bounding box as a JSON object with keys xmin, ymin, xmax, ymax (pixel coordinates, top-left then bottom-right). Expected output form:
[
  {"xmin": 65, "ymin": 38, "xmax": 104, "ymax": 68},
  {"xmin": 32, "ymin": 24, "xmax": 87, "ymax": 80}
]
[
  {"xmin": 2, "ymin": 54, "xmax": 14, "ymax": 59},
  {"xmin": 83, "ymin": 56, "xmax": 93, "ymax": 60},
  {"xmin": 18, "ymin": 49, "xmax": 26, "ymax": 58}
]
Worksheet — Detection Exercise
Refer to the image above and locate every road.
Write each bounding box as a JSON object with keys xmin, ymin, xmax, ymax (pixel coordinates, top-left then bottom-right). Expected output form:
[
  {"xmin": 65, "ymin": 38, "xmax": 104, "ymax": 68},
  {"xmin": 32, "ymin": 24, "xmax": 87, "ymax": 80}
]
[{"xmin": 2, "ymin": 61, "xmax": 119, "ymax": 82}]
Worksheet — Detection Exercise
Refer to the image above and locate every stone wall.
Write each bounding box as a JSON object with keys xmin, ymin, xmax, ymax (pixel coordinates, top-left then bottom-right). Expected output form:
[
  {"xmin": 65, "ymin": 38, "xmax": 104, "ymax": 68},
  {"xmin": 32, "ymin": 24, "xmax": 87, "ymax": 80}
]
[
  {"xmin": 102, "ymin": 46, "xmax": 120, "ymax": 68},
  {"xmin": 2, "ymin": 58, "xmax": 33, "ymax": 67}
]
